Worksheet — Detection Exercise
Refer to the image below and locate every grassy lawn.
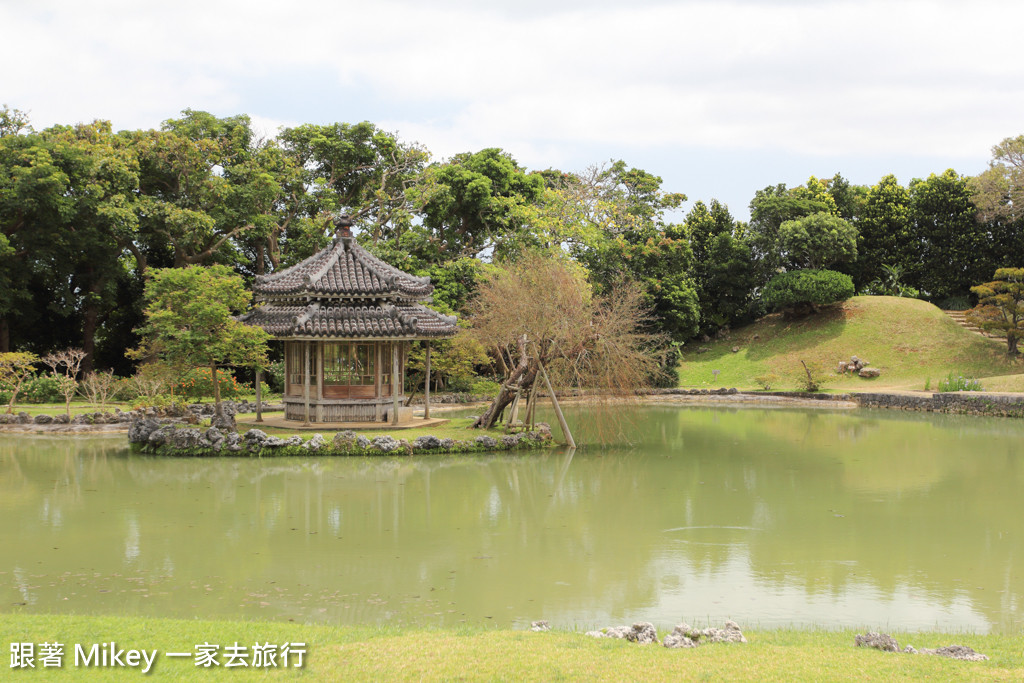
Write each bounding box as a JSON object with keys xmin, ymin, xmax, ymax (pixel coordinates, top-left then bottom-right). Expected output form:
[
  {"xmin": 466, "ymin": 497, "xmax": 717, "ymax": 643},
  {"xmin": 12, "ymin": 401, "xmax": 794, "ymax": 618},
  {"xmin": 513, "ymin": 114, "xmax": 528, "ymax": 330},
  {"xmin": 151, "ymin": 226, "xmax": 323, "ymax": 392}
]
[
  {"xmin": 679, "ymin": 296, "xmax": 1024, "ymax": 392},
  {"xmin": 2, "ymin": 614, "xmax": 1021, "ymax": 681}
]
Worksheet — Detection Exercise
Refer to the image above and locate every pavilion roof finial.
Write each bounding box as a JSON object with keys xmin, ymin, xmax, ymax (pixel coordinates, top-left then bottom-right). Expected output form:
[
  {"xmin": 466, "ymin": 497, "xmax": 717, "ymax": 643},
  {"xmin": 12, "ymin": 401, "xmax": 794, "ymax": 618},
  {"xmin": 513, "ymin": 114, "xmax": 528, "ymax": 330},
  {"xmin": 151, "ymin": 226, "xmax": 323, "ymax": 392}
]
[{"xmin": 334, "ymin": 213, "xmax": 354, "ymax": 240}]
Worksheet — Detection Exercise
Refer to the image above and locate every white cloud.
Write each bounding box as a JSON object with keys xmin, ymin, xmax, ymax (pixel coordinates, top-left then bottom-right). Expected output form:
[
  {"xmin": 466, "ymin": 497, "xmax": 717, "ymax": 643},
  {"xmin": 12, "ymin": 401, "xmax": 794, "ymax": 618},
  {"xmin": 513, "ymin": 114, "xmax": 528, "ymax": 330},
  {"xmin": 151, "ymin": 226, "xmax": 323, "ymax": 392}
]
[{"xmin": 4, "ymin": 0, "xmax": 1021, "ymax": 172}]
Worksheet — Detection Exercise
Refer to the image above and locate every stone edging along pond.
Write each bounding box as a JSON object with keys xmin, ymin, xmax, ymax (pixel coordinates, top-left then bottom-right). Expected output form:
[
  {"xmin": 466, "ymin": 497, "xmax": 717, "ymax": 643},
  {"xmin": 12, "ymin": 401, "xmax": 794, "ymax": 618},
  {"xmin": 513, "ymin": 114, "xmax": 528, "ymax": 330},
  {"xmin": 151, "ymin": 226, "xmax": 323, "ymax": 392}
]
[
  {"xmin": 126, "ymin": 417, "xmax": 555, "ymax": 457},
  {"xmin": 640, "ymin": 388, "xmax": 1024, "ymax": 418}
]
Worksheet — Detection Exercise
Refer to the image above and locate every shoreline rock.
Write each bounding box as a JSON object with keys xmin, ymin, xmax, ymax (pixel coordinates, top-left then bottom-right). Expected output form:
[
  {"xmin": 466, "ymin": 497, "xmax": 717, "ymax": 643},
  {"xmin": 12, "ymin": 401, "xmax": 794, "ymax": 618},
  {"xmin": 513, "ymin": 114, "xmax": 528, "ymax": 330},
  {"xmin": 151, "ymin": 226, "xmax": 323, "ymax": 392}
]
[
  {"xmin": 855, "ymin": 632, "xmax": 988, "ymax": 661},
  {"xmin": 583, "ymin": 621, "xmax": 746, "ymax": 649}
]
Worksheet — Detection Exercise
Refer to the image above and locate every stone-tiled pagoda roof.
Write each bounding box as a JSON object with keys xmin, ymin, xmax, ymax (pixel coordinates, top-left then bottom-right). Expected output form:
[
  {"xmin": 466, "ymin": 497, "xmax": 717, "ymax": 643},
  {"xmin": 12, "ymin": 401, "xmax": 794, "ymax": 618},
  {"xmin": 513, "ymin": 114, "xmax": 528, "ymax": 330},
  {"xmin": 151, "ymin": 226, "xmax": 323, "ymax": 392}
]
[
  {"xmin": 253, "ymin": 235, "xmax": 432, "ymax": 301},
  {"xmin": 239, "ymin": 302, "xmax": 457, "ymax": 340},
  {"xmin": 242, "ymin": 215, "xmax": 457, "ymax": 340}
]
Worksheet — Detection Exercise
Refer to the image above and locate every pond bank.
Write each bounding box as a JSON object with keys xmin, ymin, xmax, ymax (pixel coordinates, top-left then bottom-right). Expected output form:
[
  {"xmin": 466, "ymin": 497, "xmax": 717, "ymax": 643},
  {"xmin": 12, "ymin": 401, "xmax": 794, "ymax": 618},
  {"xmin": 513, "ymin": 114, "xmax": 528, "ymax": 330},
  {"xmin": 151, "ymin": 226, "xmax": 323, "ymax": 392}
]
[
  {"xmin": 637, "ymin": 387, "xmax": 1024, "ymax": 417},
  {"xmin": 4, "ymin": 388, "xmax": 1024, "ymax": 437},
  {"xmin": 3, "ymin": 614, "xmax": 1019, "ymax": 682}
]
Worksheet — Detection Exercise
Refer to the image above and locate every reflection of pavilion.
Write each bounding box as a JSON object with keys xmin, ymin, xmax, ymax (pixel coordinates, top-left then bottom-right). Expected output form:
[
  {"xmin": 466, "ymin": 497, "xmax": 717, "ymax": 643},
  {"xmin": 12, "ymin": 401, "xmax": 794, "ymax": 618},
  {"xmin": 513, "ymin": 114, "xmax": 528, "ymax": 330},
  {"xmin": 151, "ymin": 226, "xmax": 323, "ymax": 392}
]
[{"xmin": 240, "ymin": 216, "xmax": 457, "ymax": 424}]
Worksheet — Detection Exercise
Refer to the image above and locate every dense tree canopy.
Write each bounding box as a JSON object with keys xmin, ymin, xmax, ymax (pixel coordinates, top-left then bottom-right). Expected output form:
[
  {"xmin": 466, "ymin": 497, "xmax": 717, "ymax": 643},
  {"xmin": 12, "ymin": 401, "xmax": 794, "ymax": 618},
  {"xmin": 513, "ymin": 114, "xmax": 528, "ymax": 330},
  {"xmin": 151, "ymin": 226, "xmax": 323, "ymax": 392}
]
[{"xmin": 4, "ymin": 105, "xmax": 1024, "ymax": 390}]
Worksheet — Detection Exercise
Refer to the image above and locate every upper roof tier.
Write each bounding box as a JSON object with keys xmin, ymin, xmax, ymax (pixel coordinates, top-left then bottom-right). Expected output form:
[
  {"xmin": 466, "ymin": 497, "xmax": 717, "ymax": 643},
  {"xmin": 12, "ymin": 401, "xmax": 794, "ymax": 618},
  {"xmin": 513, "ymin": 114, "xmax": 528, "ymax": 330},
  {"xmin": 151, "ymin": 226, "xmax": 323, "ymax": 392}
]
[{"xmin": 253, "ymin": 216, "xmax": 433, "ymax": 302}]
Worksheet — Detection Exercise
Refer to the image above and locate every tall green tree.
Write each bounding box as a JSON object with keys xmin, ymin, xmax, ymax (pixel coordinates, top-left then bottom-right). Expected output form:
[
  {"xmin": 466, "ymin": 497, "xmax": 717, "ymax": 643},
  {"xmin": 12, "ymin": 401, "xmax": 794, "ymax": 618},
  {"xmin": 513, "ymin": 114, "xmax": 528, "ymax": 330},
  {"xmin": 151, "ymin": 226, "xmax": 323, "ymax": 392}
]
[
  {"xmin": 129, "ymin": 109, "xmax": 300, "ymax": 274},
  {"xmin": 684, "ymin": 200, "xmax": 756, "ymax": 335},
  {"xmin": 908, "ymin": 169, "xmax": 986, "ymax": 303},
  {"xmin": 136, "ymin": 265, "xmax": 269, "ymax": 416},
  {"xmin": 851, "ymin": 174, "xmax": 913, "ymax": 291},
  {"xmin": 0, "ymin": 117, "xmax": 139, "ymax": 369},
  {"xmin": 411, "ymin": 148, "xmax": 545, "ymax": 260},
  {"xmin": 278, "ymin": 121, "xmax": 428, "ymax": 255}
]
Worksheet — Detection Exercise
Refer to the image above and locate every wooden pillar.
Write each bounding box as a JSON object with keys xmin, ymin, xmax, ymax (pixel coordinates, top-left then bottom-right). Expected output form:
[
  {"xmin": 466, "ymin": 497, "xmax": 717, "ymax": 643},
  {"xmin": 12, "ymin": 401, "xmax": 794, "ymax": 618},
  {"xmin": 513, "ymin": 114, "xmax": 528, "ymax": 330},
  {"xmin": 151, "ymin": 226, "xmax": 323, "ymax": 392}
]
[
  {"xmin": 375, "ymin": 342, "xmax": 383, "ymax": 422},
  {"xmin": 315, "ymin": 341, "xmax": 323, "ymax": 423},
  {"xmin": 303, "ymin": 340, "xmax": 311, "ymax": 426},
  {"xmin": 424, "ymin": 341, "xmax": 431, "ymax": 420},
  {"xmin": 255, "ymin": 368, "xmax": 263, "ymax": 423},
  {"xmin": 391, "ymin": 341, "xmax": 400, "ymax": 425}
]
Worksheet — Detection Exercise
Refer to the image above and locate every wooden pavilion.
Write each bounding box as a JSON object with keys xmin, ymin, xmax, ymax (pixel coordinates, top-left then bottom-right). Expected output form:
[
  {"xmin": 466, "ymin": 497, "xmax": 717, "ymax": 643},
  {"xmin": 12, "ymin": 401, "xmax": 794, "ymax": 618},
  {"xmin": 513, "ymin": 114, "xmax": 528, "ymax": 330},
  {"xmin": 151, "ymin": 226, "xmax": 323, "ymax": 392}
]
[{"xmin": 240, "ymin": 215, "xmax": 457, "ymax": 424}]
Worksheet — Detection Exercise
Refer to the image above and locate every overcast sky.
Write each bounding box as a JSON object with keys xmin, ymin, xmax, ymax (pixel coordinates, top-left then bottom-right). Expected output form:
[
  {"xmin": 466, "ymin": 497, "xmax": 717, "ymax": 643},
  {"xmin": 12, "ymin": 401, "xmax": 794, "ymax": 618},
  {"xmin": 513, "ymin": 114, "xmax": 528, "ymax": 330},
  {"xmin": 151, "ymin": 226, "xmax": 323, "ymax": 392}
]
[{"xmin": 4, "ymin": 0, "xmax": 1022, "ymax": 219}]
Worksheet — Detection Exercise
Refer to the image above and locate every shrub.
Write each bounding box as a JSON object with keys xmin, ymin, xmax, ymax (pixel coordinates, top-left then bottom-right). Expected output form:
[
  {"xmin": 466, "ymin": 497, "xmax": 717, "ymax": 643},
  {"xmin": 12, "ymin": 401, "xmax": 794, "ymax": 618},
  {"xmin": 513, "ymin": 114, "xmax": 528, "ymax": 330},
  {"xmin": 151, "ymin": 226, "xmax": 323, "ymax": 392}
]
[
  {"xmin": 470, "ymin": 379, "xmax": 502, "ymax": 396},
  {"xmin": 762, "ymin": 269, "xmax": 855, "ymax": 317},
  {"xmin": 937, "ymin": 372, "xmax": 983, "ymax": 392},
  {"xmin": 754, "ymin": 372, "xmax": 779, "ymax": 391},
  {"xmin": 22, "ymin": 374, "xmax": 64, "ymax": 404},
  {"xmin": 177, "ymin": 367, "xmax": 243, "ymax": 402},
  {"xmin": 798, "ymin": 360, "xmax": 827, "ymax": 392}
]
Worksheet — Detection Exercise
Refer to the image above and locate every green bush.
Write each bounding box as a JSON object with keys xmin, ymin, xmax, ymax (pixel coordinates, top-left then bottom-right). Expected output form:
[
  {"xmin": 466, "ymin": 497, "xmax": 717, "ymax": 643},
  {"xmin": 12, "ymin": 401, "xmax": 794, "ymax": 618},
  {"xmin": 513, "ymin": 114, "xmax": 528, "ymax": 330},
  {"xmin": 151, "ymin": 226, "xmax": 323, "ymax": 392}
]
[
  {"xmin": 21, "ymin": 374, "xmax": 64, "ymax": 404},
  {"xmin": 470, "ymin": 379, "xmax": 501, "ymax": 396},
  {"xmin": 762, "ymin": 269, "xmax": 855, "ymax": 316}
]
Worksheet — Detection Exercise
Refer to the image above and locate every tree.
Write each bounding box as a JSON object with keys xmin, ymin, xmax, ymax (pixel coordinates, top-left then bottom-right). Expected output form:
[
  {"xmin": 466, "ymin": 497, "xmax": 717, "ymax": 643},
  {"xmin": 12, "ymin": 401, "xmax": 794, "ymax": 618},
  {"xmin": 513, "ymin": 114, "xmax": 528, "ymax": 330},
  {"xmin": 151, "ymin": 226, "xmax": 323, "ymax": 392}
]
[
  {"xmin": 533, "ymin": 162, "xmax": 698, "ymax": 354},
  {"xmin": 0, "ymin": 118, "xmax": 139, "ymax": 367},
  {"xmin": 0, "ymin": 351, "xmax": 37, "ymax": 413},
  {"xmin": 968, "ymin": 268, "xmax": 1024, "ymax": 355},
  {"xmin": 411, "ymin": 148, "xmax": 545, "ymax": 260},
  {"xmin": 685, "ymin": 200, "xmax": 756, "ymax": 335},
  {"xmin": 851, "ymin": 174, "xmax": 913, "ymax": 291},
  {"xmin": 970, "ymin": 135, "xmax": 1024, "ymax": 223},
  {"xmin": 41, "ymin": 348, "xmax": 87, "ymax": 417},
  {"xmin": 278, "ymin": 121, "xmax": 429, "ymax": 250},
  {"xmin": 468, "ymin": 252, "xmax": 664, "ymax": 438},
  {"xmin": 136, "ymin": 265, "xmax": 269, "ymax": 418},
  {"xmin": 909, "ymin": 170, "xmax": 987, "ymax": 303},
  {"xmin": 777, "ymin": 212, "xmax": 857, "ymax": 270},
  {"xmin": 761, "ymin": 269, "xmax": 855, "ymax": 318},
  {"xmin": 747, "ymin": 178, "xmax": 838, "ymax": 282}
]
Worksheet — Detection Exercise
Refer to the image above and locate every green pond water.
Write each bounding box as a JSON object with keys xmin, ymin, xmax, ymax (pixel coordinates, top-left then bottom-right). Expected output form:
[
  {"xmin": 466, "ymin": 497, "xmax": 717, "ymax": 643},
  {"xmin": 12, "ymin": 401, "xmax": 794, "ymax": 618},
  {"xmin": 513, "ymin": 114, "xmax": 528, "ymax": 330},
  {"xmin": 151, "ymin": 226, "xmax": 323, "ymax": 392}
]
[{"xmin": 2, "ymin": 405, "xmax": 1023, "ymax": 633}]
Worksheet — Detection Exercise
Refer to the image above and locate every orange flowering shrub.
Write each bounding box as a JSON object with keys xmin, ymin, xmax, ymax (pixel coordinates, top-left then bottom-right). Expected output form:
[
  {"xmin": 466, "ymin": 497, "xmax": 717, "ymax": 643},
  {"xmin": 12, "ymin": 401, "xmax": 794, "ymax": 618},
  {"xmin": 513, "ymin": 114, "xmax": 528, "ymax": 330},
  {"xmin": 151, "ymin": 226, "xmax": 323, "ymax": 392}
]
[{"xmin": 177, "ymin": 367, "xmax": 243, "ymax": 402}]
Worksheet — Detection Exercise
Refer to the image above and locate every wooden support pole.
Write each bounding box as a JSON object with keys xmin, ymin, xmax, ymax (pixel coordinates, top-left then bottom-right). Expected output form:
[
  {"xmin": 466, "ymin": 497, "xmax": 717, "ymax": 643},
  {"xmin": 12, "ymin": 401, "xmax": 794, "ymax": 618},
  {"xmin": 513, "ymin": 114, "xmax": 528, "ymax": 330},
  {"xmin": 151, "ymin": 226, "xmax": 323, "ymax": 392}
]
[
  {"xmin": 424, "ymin": 341, "xmax": 431, "ymax": 420},
  {"xmin": 509, "ymin": 388, "xmax": 521, "ymax": 426},
  {"xmin": 392, "ymin": 342, "xmax": 400, "ymax": 425},
  {"xmin": 255, "ymin": 368, "xmax": 263, "ymax": 423},
  {"xmin": 538, "ymin": 359, "xmax": 575, "ymax": 449},
  {"xmin": 303, "ymin": 340, "xmax": 311, "ymax": 426},
  {"xmin": 526, "ymin": 374, "xmax": 539, "ymax": 429}
]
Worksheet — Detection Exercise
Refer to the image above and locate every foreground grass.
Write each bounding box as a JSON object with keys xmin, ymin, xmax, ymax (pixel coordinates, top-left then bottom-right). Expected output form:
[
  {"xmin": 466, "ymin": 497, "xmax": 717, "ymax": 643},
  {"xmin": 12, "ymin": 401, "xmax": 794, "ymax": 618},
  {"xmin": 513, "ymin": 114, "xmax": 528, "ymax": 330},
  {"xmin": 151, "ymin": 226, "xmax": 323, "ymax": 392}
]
[
  {"xmin": 679, "ymin": 296, "xmax": 1024, "ymax": 392},
  {"xmin": 2, "ymin": 614, "xmax": 1021, "ymax": 681}
]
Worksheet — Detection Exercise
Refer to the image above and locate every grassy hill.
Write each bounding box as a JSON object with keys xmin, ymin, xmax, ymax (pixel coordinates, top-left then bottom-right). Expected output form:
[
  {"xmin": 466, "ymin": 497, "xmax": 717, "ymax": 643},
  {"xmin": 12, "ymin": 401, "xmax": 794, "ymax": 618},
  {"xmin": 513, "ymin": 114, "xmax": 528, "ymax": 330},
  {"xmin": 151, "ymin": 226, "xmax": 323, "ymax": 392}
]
[{"xmin": 678, "ymin": 296, "xmax": 1024, "ymax": 392}]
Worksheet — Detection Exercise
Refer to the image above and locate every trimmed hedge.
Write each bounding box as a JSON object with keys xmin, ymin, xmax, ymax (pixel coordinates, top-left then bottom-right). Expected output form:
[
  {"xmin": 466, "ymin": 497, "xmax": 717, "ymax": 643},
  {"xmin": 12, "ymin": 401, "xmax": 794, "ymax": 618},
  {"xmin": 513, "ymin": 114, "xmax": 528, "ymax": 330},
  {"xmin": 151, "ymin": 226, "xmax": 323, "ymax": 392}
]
[{"xmin": 762, "ymin": 269, "xmax": 855, "ymax": 315}]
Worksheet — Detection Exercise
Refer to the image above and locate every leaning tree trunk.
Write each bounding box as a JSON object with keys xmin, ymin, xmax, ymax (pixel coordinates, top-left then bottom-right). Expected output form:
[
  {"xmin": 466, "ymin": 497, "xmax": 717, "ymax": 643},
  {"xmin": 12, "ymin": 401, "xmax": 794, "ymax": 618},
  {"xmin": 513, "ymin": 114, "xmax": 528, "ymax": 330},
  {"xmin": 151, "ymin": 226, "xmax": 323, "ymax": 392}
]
[{"xmin": 473, "ymin": 335, "xmax": 538, "ymax": 429}]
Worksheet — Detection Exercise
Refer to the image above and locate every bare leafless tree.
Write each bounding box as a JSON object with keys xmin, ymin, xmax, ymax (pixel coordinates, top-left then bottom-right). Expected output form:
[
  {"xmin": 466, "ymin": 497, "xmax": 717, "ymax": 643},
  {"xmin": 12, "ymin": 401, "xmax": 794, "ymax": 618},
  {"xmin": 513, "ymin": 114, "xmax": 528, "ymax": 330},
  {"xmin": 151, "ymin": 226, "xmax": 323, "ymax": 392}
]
[
  {"xmin": 41, "ymin": 348, "xmax": 87, "ymax": 417},
  {"xmin": 79, "ymin": 369, "xmax": 118, "ymax": 408},
  {"xmin": 468, "ymin": 252, "xmax": 665, "ymax": 443}
]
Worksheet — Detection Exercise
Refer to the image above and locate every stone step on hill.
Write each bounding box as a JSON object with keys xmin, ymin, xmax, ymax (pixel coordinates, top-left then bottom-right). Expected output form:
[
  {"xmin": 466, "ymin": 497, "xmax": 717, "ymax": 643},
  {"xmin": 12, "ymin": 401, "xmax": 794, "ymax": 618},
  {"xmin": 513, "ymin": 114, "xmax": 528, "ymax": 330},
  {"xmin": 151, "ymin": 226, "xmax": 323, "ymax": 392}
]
[{"xmin": 943, "ymin": 310, "xmax": 998, "ymax": 338}]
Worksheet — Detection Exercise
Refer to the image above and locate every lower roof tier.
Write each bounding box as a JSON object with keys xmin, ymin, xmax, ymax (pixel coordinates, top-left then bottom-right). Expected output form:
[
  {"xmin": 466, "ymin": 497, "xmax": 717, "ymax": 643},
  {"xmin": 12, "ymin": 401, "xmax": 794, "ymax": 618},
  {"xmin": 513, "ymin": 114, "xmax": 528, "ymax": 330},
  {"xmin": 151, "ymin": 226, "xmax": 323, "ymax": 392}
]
[{"xmin": 239, "ymin": 301, "xmax": 458, "ymax": 340}]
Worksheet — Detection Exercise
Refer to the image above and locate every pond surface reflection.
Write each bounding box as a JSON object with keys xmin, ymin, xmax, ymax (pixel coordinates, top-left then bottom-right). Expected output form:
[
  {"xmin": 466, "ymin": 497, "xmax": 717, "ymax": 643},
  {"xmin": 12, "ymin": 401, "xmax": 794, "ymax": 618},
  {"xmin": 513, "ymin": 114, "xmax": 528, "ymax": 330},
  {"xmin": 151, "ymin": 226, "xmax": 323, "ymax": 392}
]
[{"xmin": 2, "ymin": 405, "xmax": 1022, "ymax": 632}]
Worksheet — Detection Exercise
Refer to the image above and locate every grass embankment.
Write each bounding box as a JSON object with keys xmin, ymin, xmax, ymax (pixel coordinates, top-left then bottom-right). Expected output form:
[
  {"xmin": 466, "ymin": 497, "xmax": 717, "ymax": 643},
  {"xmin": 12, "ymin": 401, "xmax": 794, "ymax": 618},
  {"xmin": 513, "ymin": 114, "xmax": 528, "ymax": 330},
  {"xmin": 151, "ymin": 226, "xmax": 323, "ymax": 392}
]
[
  {"xmin": 2, "ymin": 614, "xmax": 1021, "ymax": 681},
  {"xmin": 679, "ymin": 296, "xmax": 1024, "ymax": 392}
]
